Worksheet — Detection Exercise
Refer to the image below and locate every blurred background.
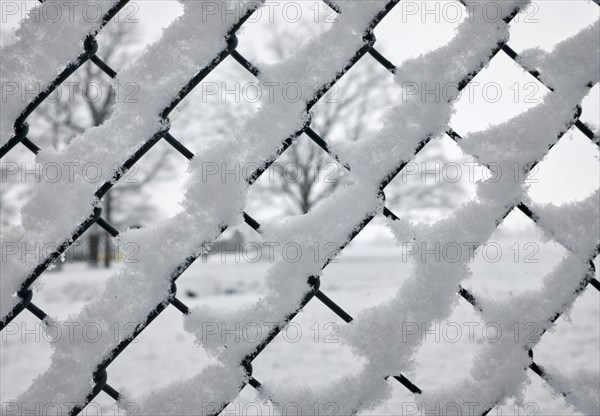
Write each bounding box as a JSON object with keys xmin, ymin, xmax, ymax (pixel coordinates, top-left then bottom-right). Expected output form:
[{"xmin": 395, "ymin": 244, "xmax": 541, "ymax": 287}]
[{"xmin": 1, "ymin": 1, "xmax": 599, "ymax": 414}]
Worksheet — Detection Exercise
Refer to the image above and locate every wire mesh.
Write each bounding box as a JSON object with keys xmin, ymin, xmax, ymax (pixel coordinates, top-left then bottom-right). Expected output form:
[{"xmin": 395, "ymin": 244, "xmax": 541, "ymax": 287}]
[{"xmin": 1, "ymin": 0, "xmax": 599, "ymax": 415}]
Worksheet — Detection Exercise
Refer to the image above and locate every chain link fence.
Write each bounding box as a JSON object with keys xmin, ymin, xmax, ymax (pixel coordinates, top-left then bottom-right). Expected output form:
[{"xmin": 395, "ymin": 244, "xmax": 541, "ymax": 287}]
[{"xmin": 1, "ymin": 0, "xmax": 599, "ymax": 415}]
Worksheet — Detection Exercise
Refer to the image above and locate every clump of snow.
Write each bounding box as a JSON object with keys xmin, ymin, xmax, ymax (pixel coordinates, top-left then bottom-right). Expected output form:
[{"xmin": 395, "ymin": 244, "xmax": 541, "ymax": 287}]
[
  {"xmin": 6, "ymin": 0, "xmax": 598, "ymax": 413},
  {"xmin": 518, "ymin": 21, "xmax": 600, "ymax": 92},
  {"xmin": 526, "ymin": 190, "xmax": 599, "ymax": 257},
  {"xmin": 541, "ymin": 367, "xmax": 600, "ymax": 415},
  {"xmin": 181, "ymin": 0, "xmax": 396, "ymax": 369},
  {"xmin": 136, "ymin": 365, "xmax": 246, "ymax": 415},
  {"xmin": 381, "ymin": 20, "xmax": 598, "ymax": 414},
  {"xmin": 7, "ymin": 1, "xmax": 266, "ymax": 412},
  {"xmin": 1, "ymin": 0, "xmax": 257, "ymax": 324},
  {"xmin": 179, "ymin": 1, "xmax": 554, "ymax": 413},
  {"xmin": 260, "ymin": 3, "xmax": 599, "ymax": 414},
  {"xmin": 0, "ymin": 1, "xmax": 121, "ymax": 147},
  {"xmin": 258, "ymin": 370, "xmax": 391, "ymax": 416}
]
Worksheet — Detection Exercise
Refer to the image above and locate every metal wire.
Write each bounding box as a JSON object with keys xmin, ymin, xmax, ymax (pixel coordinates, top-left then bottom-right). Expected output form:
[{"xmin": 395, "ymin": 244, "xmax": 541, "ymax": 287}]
[{"xmin": 1, "ymin": 1, "xmax": 599, "ymax": 415}]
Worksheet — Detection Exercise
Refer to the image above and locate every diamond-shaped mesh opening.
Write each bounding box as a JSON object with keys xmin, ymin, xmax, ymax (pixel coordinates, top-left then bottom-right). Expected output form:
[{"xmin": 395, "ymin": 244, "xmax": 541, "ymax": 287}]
[
  {"xmin": 104, "ymin": 139, "xmax": 180, "ymax": 229},
  {"xmin": 82, "ymin": 392, "xmax": 122, "ymax": 416},
  {"xmin": 252, "ymin": 298, "xmax": 363, "ymax": 389},
  {"xmin": 221, "ymin": 384, "xmax": 267, "ymax": 414},
  {"xmin": 373, "ymin": 0, "xmax": 467, "ymax": 67},
  {"xmin": 108, "ymin": 306, "xmax": 216, "ymax": 398},
  {"xmin": 0, "ymin": 311, "xmax": 52, "ymax": 401},
  {"xmin": 94, "ymin": 15, "xmax": 146, "ymax": 70},
  {"xmin": 509, "ymin": 0, "xmax": 599, "ymax": 53},
  {"xmin": 465, "ymin": 208, "xmax": 568, "ymax": 300},
  {"xmin": 494, "ymin": 372, "xmax": 582, "ymax": 416},
  {"xmin": 526, "ymin": 128, "xmax": 599, "ymax": 206},
  {"xmin": 170, "ymin": 55, "xmax": 259, "ymax": 155},
  {"xmin": 533, "ymin": 285, "xmax": 600, "ymax": 379},
  {"xmin": 127, "ymin": 143, "xmax": 191, "ymax": 223},
  {"xmin": 451, "ymin": 52, "xmax": 550, "ymax": 135},
  {"xmin": 320, "ymin": 215, "xmax": 413, "ymax": 315},
  {"xmin": 21, "ymin": 59, "xmax": 120, "ymax": 156},
  {"xmin": 410, "ymin": 299, "xmax": 487, "ymax": 391},
  {"xmin": 96, "ymin": 1, "xmax": 183, "ymax": 60},
  {"xmin": 33, "ymin": 262, "xmax": 116, "ymax": 319},
  {"xmin": 1, "ymin": 146, "xmax": 35, "ymax": 227},
  {"xmin": 82, "ymin": 392, "xmax": 126, "ymax": 416},
  {"xmin": 175, "ymin": 224, "xmax": 269, "ymax": 306},
  {"xmin": 384, "ymin": 136, "xmax": 481, "ymax": 224},
  {"xmin": 311, "ymin": 50, "xmax": 401, "ymax": 144},
  {"xmin": 580, "ymin": 84, "xmax": 599, "ymax": 129},
  {"xmin": 246, "ymin": 136, "xmax": 347, "ymax": 222},
  {"xmin": 27, "ymin": 69, "xmax": 114, "ymax": 151},
  {"xmin": 237, "ymin": 0, "xmax": 339, "ymax": 65}
]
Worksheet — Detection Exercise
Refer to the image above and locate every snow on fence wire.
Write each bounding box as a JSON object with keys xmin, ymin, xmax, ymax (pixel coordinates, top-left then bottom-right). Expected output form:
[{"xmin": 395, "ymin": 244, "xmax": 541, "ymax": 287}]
[{"xmin": 1, "ymin": 0, "xmax": 599, "ymax": 414}]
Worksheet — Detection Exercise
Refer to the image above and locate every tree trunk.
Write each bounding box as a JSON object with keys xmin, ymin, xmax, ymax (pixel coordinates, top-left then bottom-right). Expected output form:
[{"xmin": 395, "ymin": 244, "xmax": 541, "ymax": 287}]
[{"xmin": 104, "ymin": 193, "xmax": 112, "ymax": 268}]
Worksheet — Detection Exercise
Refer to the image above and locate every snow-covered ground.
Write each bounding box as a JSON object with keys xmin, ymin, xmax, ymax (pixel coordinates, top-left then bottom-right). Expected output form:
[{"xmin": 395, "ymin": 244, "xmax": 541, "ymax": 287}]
[{"xmin": 2, "ymin": 218, "xmax": 598, "ymax": 415}]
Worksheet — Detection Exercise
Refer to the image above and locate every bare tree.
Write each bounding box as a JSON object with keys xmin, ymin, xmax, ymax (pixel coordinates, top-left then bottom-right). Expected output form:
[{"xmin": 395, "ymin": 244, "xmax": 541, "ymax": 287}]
[
  {"xmin": 14, "ymin": 22, "xmax": 175, "ymax": 266},
  {"xmin": 182, "ymin": 22, "xmax": 397, "ymax": 217},
  {"xmin": 258, "ymin": 64, "xmax": 388, "ymax": 216},
  {"xmin": 175, "ymin": 19, "xmax": 468, "ymax": 222},
  {"xmin": 258, "ymin": 23, "xmax": 469, "ymax": 218}
]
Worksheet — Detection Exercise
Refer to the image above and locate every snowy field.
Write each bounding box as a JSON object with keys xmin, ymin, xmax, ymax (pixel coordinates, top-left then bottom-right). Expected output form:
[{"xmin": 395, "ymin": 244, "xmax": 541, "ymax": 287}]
[{"xmin": 2, "ymin": 218, "xmax": 599, "ymax": 415}]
